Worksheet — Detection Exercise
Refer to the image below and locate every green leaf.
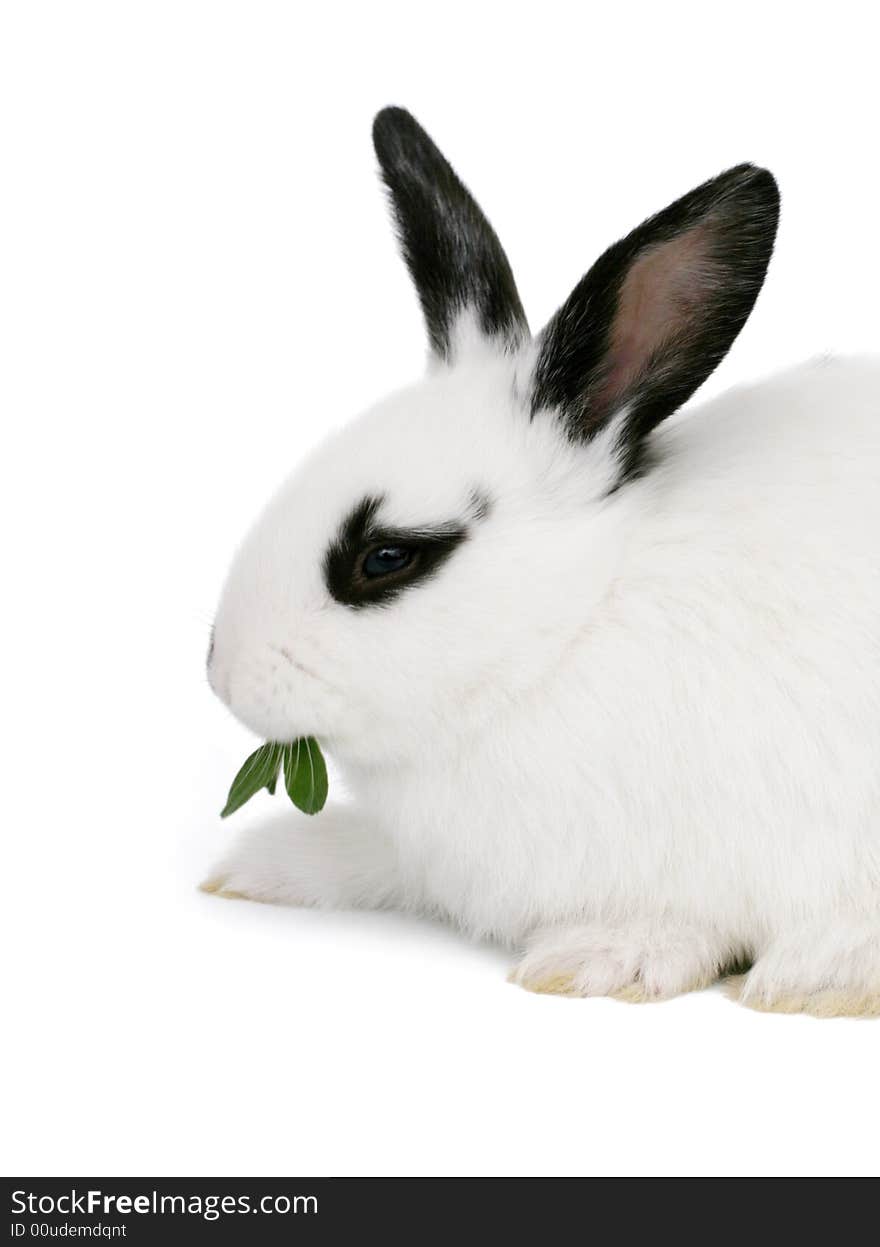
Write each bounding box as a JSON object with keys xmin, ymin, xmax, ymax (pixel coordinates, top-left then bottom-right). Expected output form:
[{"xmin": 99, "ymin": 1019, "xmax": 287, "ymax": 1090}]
[
  {"xmin": 283, "ymin": 736, "xmax": 329, "ymax": 815},
  {"xmin": 220, "ymin": 742, "xmax": 284, "ymax": 818}
]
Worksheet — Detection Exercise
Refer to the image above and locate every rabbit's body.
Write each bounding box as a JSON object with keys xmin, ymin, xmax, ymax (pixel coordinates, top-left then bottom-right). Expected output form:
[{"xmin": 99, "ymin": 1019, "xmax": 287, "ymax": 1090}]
[
  {"xmin": 348, "ymin": 356, "xmax": 880, "ymax": 947},
  {"xmin": 204, "ymin": 108, "xmax": 880, "ymax": 1015}
]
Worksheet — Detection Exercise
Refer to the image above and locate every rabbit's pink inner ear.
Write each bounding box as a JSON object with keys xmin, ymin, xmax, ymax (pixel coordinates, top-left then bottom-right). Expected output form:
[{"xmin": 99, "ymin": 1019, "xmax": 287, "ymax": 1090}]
[{"xmin": 589, "ymin": 221, "xmax": 715, "ymax": 423}]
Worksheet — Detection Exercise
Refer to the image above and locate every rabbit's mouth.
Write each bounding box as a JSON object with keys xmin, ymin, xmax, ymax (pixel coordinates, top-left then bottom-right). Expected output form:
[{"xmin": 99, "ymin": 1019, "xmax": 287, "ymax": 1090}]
[
  {"xmin": 208, "ymin": 632, "xmax": 348, "ymax": 747},
  {"xmin": 267, "ymin": 643, "xmax": 338, "ymax": 692}
]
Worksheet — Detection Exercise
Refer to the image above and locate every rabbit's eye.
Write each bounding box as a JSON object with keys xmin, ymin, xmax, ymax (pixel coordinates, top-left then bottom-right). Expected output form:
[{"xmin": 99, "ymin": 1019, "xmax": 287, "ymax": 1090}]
[
  {"xmin": 325, "ymin": 495, "xmax": 471, "ymax": 608},
  {"xmin": 362, "ymin": 545, "xmax": 415, "ymax": 578}
]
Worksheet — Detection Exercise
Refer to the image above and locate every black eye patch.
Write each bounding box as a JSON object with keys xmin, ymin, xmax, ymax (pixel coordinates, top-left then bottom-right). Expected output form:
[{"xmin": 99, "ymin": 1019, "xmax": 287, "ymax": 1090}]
[{"xmin": 324, "ymin": 495, "xmax": 469, "ymax": 608}]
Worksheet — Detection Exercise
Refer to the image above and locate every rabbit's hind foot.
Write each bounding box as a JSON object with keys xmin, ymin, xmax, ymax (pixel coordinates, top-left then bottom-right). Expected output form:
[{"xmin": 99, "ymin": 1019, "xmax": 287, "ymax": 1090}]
[
  {"xmin": 510, "ymin": 921, "xmax": 731, "ymax": 1002},
  {"xmin": 725, "ymin": 917, "xmax": 880, "ymax": 1019}
]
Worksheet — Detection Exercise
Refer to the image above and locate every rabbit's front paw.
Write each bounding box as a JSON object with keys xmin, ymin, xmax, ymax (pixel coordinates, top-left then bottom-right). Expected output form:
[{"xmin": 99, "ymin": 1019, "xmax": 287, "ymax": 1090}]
[
  {"xmin": 199, "ymin": 813, "xmax": 402, "ymax": 912},
  {"xmin": 200, "ymin": 834, "xmax": 304, "ymax": 906},
  {"xmin": 511, "ymin": 922, "xmax": 726, "ymax": 1001}
]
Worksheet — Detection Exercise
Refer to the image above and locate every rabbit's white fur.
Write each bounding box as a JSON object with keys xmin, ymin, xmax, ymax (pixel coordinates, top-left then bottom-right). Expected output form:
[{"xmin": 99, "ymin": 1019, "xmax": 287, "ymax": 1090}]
[
  {"xmin": 205, "ymin": 108, "xmax": 879, "ymax": 1014},
  {"xmin": 206, "ymin": 339, "xmax": 880, "ymax": 1016}
]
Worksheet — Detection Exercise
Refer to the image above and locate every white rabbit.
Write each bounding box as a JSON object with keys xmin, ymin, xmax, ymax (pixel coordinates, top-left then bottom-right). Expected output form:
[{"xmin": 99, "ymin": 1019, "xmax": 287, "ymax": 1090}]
[{"xmin": 203, "ymin": 106, "xmax": 880, "ymax": 1018}]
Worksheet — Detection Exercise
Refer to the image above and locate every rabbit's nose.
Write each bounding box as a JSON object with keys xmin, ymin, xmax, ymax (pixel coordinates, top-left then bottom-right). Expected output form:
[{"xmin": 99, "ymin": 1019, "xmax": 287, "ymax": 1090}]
[{"xmin": 206, "ymin": 642, "xmax": 233, "ymax": 704}]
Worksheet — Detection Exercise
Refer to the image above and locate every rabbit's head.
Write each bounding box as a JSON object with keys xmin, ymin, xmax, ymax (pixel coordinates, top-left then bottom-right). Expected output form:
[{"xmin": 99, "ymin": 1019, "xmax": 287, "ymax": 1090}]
[{"xmin": 209, "ymin": 108, "xmax": 779, "ymax": 763}]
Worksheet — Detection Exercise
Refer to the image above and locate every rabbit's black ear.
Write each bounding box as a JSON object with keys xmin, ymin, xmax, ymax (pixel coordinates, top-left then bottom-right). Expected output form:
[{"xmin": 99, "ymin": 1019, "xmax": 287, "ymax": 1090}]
[
  {"xmin": 373, "ymin": 107, "xmax": 528, "ymax": 362},
  {"xmin": 531, "ymin": 164, "xmax": 779, "ymax": 480}
]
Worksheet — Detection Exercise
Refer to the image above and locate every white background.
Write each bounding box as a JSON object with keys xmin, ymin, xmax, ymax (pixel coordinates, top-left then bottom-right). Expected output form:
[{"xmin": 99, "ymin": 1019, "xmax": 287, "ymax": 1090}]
[{"xmin": 3, "ymin": 1, "xmax": 879, "ymax": 1177}]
